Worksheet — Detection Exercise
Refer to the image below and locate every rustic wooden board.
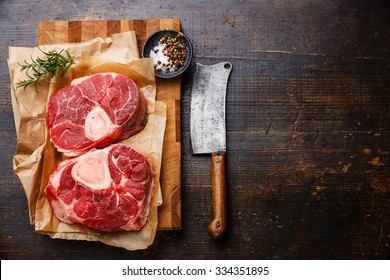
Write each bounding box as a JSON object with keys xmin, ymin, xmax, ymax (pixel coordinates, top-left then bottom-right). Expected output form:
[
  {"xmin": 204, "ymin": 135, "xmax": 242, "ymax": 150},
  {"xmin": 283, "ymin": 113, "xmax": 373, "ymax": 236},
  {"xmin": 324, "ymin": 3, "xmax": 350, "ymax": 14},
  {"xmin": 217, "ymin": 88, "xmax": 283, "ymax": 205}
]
[{"xmin": 37, "ymin": 19, "xmax": 182, "ymax": 230}]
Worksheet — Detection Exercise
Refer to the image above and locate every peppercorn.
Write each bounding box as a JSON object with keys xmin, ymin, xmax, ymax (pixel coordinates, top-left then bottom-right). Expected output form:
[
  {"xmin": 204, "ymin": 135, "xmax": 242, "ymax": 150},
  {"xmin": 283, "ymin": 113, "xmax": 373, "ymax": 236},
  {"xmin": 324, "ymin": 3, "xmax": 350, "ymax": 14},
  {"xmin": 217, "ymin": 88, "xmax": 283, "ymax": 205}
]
[{"xmin": 153, "ymin": 32, "xmax": 188, "ymax": 73}]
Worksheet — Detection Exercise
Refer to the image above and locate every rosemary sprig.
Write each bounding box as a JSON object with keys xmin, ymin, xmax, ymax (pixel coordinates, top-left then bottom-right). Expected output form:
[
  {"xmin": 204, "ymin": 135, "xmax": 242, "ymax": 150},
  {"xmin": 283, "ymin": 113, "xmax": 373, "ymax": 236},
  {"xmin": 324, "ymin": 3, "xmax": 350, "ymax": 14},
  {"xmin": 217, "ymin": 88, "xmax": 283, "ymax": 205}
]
[{"xmin": 17, "ymin": 47, "xmax": 75, "ymax": 92}]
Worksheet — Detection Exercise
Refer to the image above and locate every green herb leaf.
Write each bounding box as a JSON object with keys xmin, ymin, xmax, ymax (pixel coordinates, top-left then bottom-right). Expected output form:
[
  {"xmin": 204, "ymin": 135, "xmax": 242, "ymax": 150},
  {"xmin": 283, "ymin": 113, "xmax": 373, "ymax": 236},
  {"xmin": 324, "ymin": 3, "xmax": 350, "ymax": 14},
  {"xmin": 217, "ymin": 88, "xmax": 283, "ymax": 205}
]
[{"xmin": 17, "ymin": 47, "xmax": 75, "ymax": 93}]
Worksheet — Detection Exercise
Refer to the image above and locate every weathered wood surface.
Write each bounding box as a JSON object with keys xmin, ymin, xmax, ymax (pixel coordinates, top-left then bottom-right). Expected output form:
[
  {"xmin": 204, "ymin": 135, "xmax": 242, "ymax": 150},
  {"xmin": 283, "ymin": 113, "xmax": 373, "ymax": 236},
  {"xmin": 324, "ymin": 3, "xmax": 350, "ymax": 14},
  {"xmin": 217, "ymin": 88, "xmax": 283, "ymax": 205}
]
[
  {"xmin": 38, "ymin": 18, "xmax": 183, "ymax": 231},
  {"xmin": 0, "ymin": 0, "xmax": 389, "ymax": 259}
]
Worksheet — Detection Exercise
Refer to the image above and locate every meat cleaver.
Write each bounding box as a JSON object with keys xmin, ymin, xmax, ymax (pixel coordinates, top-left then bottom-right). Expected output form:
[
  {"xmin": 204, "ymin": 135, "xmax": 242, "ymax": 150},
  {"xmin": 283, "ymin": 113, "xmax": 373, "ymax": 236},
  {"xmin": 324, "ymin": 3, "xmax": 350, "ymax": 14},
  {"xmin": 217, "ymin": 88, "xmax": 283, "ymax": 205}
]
[{"xmin": 190, "ymin": 61, "xmax": 232, "ymax": 239}]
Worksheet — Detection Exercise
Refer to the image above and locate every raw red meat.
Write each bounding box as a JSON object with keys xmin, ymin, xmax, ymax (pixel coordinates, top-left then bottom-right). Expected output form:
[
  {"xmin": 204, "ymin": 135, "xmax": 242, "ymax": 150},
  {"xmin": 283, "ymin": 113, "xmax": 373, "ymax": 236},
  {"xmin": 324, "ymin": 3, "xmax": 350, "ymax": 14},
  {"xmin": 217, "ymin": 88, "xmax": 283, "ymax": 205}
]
[
  {"xmin": 45, "ymin": 143, "xmax": 155, "ymax": 232},
  {"xmin": 47, "ymin": 73, "xmax": 148, "ymax": 157}
]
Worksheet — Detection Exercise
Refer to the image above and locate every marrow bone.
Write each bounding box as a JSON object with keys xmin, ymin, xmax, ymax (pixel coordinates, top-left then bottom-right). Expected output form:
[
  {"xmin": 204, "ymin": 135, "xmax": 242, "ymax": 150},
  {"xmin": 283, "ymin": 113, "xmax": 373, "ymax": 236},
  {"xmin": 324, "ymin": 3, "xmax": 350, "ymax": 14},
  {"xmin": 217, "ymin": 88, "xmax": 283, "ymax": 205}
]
[{"xmin": 71, "ymin": 150, "xmax": 111, "ymax": 190}]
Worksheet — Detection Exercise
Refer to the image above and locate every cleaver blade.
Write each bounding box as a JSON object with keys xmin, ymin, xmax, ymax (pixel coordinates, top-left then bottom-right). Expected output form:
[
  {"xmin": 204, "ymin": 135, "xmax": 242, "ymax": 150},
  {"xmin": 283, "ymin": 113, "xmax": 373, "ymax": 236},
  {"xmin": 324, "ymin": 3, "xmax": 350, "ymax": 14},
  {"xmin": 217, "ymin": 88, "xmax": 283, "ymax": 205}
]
[{"xmin": 190, "ymin": 62, "xmax": 232, "ymax": 239}]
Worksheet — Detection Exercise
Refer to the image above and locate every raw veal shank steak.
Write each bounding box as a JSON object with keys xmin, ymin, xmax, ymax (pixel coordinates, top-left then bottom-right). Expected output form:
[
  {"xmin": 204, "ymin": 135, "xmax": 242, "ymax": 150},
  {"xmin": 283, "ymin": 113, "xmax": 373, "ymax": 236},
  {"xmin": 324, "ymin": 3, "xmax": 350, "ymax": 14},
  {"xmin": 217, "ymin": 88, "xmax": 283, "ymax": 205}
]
[
  {"xmin": 45, "ymin": 143, "xmax": 155, "ymax": 232},
  {"xmin": 47, "ymin": 73, "xmax": 148, "ymax": 157}
]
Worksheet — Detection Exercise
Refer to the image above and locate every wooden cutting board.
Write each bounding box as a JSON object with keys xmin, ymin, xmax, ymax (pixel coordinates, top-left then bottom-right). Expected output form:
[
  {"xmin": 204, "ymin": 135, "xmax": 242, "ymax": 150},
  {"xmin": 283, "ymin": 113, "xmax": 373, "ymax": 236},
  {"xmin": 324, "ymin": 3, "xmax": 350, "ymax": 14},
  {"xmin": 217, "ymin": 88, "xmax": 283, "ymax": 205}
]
[{"xmin": 38, "ymin": 19, "xmax": 182, "ymax": 230}]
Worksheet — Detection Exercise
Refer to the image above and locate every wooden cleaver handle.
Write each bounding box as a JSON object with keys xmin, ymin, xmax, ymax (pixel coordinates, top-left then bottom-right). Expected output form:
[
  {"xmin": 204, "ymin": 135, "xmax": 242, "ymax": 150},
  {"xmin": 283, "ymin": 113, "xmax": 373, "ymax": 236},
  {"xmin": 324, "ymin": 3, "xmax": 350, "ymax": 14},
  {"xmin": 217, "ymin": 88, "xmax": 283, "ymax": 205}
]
[{"xmin": 208, "ymin": 152, "xmax": 227, "ymax": 239}]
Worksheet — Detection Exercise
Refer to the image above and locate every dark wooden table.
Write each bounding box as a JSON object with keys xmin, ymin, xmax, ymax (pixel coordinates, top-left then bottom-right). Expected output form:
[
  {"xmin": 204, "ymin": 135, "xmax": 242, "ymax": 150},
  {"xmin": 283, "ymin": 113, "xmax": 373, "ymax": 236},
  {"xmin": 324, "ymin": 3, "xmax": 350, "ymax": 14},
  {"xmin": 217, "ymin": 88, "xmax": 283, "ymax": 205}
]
[{"xmin": 1, "ymin": 0, "xmax": 389, "ymax": 260}]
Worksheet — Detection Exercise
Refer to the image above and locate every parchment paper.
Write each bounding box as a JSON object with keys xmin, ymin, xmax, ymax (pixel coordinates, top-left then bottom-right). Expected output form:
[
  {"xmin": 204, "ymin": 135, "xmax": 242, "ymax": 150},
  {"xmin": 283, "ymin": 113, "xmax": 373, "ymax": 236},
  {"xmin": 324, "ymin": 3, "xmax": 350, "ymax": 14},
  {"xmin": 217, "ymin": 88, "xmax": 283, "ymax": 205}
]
[{"xmin": 8, "ymin": 31, "xmax": 166, "ymax": 251}]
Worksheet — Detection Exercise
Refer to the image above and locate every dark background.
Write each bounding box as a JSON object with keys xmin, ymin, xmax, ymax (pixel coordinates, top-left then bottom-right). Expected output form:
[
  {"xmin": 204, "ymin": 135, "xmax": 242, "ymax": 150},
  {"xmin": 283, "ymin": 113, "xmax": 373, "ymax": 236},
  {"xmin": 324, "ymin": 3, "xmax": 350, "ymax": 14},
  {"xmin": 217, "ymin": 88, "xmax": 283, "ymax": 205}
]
[{"xmin": 1, "ymin": 0, "xmax": 389, "ymax": 259}]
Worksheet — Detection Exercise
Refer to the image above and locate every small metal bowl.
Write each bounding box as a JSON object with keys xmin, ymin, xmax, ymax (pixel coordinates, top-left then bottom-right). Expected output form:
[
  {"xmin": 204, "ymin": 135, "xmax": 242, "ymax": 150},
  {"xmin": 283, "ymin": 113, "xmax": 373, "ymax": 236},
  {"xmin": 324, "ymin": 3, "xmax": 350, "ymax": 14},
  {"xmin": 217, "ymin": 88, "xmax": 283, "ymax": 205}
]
[{"xmin": 142, "ymin": 29, "xmax": 193, "ymax": 79}]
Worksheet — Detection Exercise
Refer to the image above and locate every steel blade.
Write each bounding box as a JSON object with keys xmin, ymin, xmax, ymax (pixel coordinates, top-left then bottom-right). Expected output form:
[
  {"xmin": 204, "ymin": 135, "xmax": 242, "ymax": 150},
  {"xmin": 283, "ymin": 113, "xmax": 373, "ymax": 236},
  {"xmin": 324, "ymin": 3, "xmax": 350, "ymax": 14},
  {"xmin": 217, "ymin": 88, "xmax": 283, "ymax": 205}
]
[{"xmin": 190, "ymin": 62, "xmax": 232, "ymax": 154}]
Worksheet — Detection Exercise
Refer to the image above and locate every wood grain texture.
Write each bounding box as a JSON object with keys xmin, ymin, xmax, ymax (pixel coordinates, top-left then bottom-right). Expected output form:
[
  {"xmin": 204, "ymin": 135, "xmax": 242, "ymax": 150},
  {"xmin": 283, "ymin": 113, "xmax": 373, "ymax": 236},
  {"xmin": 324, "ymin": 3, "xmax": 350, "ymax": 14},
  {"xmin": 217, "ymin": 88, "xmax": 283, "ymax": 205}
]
[
  {"xmin": 1, "ymin": 0, "xmax": 389, "ymax": 259},
  {"xmin": 37, "ymin": 19, "xmax": 182, "ymax": 230},
  {"xmin": 208, "ymin": 152, "xmax": 227, "ymax": 240}
]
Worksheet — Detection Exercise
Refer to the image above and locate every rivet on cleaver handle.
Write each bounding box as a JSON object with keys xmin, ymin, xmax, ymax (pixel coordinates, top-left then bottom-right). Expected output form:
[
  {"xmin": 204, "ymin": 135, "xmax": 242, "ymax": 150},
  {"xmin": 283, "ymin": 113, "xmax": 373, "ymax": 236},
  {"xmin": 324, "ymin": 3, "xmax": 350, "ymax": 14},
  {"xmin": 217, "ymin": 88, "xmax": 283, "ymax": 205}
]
[{"xmin": 190, "ymin": 62, "xmax": 232, "ymax": 239}]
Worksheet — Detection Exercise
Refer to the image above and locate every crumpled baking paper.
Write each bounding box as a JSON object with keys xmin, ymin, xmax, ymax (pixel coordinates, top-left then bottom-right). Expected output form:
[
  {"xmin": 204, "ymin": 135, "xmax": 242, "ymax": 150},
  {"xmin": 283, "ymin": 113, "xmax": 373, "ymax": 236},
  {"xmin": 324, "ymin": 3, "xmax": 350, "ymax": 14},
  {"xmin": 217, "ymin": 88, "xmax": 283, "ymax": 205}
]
[{"xmin": 8, "ymin": 31, "xmax": 166, "ymax": 251}]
